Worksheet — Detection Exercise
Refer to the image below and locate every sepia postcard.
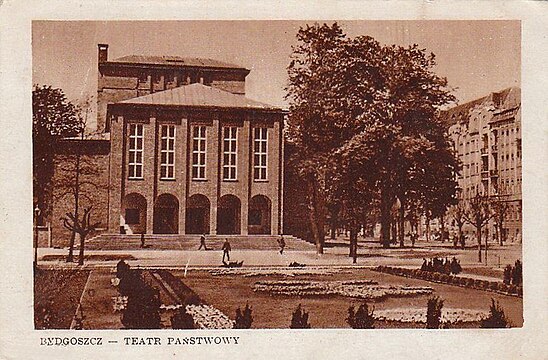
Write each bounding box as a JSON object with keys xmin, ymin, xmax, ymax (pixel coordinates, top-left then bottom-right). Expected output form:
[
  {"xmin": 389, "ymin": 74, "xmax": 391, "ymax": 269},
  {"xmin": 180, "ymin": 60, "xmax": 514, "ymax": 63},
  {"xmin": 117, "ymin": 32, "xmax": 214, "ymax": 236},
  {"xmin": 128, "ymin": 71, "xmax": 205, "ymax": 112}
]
[{"xmin": 0, "ymin": 1, "xmax": 546, "ymax": 359}]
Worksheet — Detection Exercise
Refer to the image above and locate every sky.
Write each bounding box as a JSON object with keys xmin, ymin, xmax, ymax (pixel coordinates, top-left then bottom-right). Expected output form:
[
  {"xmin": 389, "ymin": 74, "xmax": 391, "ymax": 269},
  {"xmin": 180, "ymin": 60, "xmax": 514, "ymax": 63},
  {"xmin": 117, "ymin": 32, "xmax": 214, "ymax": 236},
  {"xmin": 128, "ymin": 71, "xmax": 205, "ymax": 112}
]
[{"xmin": 33, "ymin": 20, "xmax": 520, "ymax": 112}]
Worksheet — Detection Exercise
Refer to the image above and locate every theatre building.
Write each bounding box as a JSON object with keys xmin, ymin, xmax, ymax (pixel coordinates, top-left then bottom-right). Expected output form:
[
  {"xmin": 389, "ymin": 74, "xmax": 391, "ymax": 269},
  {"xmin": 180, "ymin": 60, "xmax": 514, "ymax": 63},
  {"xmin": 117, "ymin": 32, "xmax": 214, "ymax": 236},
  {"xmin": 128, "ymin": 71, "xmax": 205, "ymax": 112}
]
[
  {"xmin": 48, "ymin": 44, "xmax": 286, "ymax": 246},
  {"xmin": 102, "ymin": 45, "xmax": 285, "ymax": 236},
  {"xmin": 107, "ymin": 86, "xmax": 284, "ymax": 236}
]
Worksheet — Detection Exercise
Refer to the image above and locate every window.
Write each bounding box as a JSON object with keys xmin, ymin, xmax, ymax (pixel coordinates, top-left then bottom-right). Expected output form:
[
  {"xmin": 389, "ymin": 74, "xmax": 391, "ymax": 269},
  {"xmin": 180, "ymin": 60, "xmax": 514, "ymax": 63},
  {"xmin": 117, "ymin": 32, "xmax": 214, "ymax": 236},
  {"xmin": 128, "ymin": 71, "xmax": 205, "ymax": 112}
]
[
  {"xmin": 160, "ymin": 125, "xmax": 176, "ymax": 180},
  {"xmin": 192, "ymin": 126, "xmax": 206, "ymax": 180},
  {"xmin": 128, "ymin": 124, "xmax": 144, "ymax": 179},
  {"xmin": 254, "ymin": 127, "xmax": 268, "ymax": 181},
  {"xmin": 223, "ymin": 126, "xmax": 237, "ymax": 180}
]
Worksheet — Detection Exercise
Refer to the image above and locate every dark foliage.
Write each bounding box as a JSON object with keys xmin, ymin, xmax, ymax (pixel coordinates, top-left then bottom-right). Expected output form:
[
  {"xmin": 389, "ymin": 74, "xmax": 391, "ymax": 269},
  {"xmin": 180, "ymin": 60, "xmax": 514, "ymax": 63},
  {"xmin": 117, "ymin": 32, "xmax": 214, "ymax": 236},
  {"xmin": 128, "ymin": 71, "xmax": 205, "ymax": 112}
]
[
  {"xmin": 346, "ymin": 303, "xmax": 375, "ymax": 329},
  {"xmin": 171, "ymin": 307, "xmax": 195, "ymax": 329},
  {"xmin": 234, "ymin": 303, "xmax": 253, "ymax": 329},
  {"xmin": 120, "ymin": 270, "xmax": 161, "ymax": 329},
  {"xmin": 480, "ymin": 299, "xmax": 510, "ymax": 328},
  {"xmin": 426, "ymin": 296, "xmax": 444, "ymax": 329},
  {"xmin": 290, "ymin": 304, "xmax": 311, "ymax": 329}
]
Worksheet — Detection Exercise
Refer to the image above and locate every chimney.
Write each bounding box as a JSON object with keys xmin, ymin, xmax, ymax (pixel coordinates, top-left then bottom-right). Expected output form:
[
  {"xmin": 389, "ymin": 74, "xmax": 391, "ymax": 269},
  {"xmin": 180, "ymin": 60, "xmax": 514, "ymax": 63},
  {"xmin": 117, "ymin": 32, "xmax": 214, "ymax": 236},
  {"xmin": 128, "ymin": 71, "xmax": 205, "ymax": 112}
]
[{"xmin": 98, "ymin": 44, "xmax": 109, "ymax": 63}]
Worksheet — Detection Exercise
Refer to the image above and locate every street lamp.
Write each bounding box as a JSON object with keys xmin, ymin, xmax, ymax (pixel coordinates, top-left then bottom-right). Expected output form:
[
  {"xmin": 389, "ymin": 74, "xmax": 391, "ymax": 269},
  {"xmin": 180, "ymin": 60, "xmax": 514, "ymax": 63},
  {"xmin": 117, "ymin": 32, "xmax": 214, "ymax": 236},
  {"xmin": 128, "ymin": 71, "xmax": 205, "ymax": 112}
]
[{"xmin": 34, "ymin": 205, "xmax": 40, "ymax": 271}]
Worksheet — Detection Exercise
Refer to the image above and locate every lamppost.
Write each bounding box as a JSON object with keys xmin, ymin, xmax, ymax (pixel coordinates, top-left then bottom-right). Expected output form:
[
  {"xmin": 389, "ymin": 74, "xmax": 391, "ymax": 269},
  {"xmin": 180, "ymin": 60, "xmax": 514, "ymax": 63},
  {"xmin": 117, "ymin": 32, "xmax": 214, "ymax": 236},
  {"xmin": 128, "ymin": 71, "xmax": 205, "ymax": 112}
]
[{"xmin": 34, "ymin": 205, "xmax": 40, "ymax": 271}]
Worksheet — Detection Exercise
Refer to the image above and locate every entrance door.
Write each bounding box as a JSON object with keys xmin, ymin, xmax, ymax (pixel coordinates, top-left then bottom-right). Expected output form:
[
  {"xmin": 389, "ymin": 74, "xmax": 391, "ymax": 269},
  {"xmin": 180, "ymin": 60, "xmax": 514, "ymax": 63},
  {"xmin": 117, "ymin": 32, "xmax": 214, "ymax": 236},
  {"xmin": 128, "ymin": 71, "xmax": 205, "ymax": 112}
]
[
  {"xmin": 153, "ymin": 194, "xmax": 179, "ymax": 234},
  {"xmin": 217, "ymin": 195, "xmax": 241, "ymax": 235}
]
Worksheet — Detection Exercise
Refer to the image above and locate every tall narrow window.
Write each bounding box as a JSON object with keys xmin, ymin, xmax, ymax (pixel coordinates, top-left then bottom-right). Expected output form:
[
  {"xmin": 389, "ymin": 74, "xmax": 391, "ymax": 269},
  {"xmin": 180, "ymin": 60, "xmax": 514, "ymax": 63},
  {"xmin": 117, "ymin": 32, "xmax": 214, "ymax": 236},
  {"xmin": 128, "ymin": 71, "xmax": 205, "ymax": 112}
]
[
  {"xmin": 160, "ymin": 125, "xmax": 176, "ymax": 180},
  {"xmin": 254, "ymin": 127, "xmax": 268, "ymax": 181},
  {"xmin": 192, "ymin": 125, "xmax": 206, "ymax": 180},
  {"xmin": 128, "ymin": 124, "xmax": 144, "ymax": 179},
  {"xmin": 223, "ymin": 126, "xmax": 237, "ymax": 180}
]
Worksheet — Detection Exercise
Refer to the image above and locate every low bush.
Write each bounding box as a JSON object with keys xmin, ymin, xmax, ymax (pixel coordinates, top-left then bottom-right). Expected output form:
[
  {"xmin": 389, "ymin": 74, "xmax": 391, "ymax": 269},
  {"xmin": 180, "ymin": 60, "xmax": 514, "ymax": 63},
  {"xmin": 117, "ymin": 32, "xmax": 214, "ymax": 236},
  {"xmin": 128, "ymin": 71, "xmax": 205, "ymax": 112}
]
[
  {"xmin": 346, "ymin": 303, "xmax": 375, "ymax": 329},
  {"xmin": 480, "ymin": 299, "xmax": 510, "ymax": 328},
  {"xmin": 426, "ymin": 296, "xmax": 444, "ymax": 329},
  {"xmin": 234, "ymin": 303, "xmax": 253, "ymax": 329},
  {"xmin": 290, "ymin": 304, "xmax": 311, "ymax": 329},
  {"xmin": 171, "ymin": 307, "xmax": 195, "ymax": 329}
]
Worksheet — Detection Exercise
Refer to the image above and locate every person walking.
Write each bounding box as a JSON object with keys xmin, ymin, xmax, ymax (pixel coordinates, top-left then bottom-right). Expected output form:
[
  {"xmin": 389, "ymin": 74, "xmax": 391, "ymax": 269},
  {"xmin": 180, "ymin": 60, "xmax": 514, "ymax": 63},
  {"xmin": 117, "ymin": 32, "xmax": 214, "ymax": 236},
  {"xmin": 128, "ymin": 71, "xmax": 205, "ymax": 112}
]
[
  {"xmin": 222, "ymin": 238, "xmax": 231, "ymax": 262},
  {"xmin": 140, "ymin": 232, "xmax": 145, "ymax": 248},
  {"xmin": 278, "ymin": 236, "xmax": 286, "ymax": 255},
  {"xmin": 198, "ymin": 234, "xmax": 208, "ymax": 250}
]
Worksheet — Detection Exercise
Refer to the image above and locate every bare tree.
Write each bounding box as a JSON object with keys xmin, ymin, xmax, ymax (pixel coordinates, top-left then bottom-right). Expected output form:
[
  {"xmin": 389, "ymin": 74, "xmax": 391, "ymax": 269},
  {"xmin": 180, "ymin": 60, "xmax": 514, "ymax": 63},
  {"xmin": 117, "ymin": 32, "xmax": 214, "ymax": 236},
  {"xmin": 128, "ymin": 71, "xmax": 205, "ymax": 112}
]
[
  {"xmin": 491, "ymin": 198, "xmax": 509, "ymax": 246},
  {"xmin": 62, "ymin": 206, "xmax": 100, "ymax": 265},
  {"xmin": 463, "ymin": 193, "xmax": 492, "ymax": 262},
  {"xmin": 449, "ymin": 199, "xmax": 467, "ymax": 249}
]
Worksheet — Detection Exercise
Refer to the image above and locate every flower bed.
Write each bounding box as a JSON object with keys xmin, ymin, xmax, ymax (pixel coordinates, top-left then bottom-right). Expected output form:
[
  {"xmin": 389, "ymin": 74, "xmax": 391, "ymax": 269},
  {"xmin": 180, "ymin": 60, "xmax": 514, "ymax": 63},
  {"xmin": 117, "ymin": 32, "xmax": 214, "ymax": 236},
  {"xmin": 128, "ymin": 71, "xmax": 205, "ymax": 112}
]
[
  {"xmin": 253, "ymin": 279, "xmax": 432, "ymax": 301},
  {"xmin": 185, "ymin": 304, "xmax": 234, "ymax": 329},
  {"xmin": 374, "ymin": 308, "xmax": 488, "ymax": 324},
  {"xmin": 373, "ymin": 266, "xmax": 522, "ymax": 298},
  {"xmin": 210, "ymin": 267, "xmax": 351, "ymax": 277}
]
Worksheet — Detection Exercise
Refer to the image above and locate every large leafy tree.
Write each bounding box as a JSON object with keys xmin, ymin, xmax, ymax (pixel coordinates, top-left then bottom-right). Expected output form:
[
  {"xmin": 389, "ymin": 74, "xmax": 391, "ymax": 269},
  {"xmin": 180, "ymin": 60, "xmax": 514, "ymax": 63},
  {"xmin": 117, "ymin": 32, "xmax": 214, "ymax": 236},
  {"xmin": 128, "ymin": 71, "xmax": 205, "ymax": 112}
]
[
  {"xmin": 33, "ymin": 85, "xmax": 81, "ymax": 221},
  {"xmin": 287, "ymin": 23, "xmax": 457, "ymax": 251}
]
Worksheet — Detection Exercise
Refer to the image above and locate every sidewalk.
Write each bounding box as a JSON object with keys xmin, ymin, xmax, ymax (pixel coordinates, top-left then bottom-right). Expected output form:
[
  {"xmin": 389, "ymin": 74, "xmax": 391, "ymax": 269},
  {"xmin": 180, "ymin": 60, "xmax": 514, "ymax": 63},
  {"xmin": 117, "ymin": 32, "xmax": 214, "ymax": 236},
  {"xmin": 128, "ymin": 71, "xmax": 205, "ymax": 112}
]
[{"xmin": 37, "ymin": 241, "xmax": 522, "ymax": 270}]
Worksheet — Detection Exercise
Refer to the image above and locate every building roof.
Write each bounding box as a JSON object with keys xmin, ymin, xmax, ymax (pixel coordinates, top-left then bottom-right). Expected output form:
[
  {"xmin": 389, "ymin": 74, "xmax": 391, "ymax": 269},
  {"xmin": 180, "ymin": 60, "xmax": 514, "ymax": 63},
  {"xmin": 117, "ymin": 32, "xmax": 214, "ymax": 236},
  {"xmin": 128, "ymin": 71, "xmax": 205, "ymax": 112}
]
[
  {"xmin": 441, "ymin": 87, "xmax": 520, "ymax": 125},
  {"xmin": 118, "ymin": 83, "xmax": 282, "ymax": 111},
  {"xmin": 111, "ymin": 55, "xmax": 247, "ymax": 70}
]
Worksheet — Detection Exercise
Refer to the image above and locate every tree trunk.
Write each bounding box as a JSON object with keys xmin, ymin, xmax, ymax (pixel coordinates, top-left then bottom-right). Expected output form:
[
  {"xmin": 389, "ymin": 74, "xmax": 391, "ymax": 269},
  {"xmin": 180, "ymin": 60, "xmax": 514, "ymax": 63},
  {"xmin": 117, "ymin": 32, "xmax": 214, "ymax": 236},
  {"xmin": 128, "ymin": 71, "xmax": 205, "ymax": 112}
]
[
  {"xmin": 440, "ymin": 214, "xmax": 445, "ymax": 242},
  {"xmin": 380, "ymin": 189, "xmax": 391, "ymax": 248},
  {"xmin": 66, "ymin": 231, "xmax": 75, "ymax": 262},
  {"xmin": 391, "ymin": 219, "xmax": 397, "ymax": 245},
  {"xmin": 349, "ymin": 227, "xmax": 358, "ymax": 261},
  {"xmin": 398, "ymin": 202, "xmax": 405, "ymax": 248},
  {"xmin": 426, "ymin": 216, "xmax": 431, "ymax": 242},
  {"xmin": 67, "ymin": 152, "xmax": 81, "ymax": 263},
  {"xmin": 476, "ymin": 225, "xmax": 482, "ymax": 263},
  {"xmin": 306, "ymin": 175, "xmax": 325, "ymax": 254},
  {"xmin": 78, "ymin": 234, "xmax": 85, "ymax": 266}
]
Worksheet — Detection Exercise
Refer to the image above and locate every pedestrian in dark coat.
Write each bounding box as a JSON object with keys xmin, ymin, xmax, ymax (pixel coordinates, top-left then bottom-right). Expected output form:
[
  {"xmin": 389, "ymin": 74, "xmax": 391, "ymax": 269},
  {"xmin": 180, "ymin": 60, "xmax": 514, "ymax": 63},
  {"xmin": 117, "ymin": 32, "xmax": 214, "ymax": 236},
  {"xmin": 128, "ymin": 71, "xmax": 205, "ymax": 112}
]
[
  {"xmin": 222, "ymin": 239, "xmax": 231, "ymax": 262},
  {"xmin": 198, "ymin": 234, "xmax": 208, "ymax": 250}
]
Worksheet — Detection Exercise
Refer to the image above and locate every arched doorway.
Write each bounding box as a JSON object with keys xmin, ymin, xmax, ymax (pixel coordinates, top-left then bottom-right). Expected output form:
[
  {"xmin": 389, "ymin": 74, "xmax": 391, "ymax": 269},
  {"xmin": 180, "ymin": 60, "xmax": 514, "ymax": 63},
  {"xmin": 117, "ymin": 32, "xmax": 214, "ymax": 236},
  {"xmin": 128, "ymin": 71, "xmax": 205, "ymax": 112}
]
[
  {"xmin": 186, "ymin": 194, "xmax": 210, "ymax": 234},
  {"xmin": 122, "ymin": 193, "xmax": 147, "ymax": 234},
  {"xmin": 153, "ymin": 193, "xmax": 179, "ymax": 234},
  {"xmin": 217, "ymin": 194, "xmax": 241, "ymax": 235},
  {"xmin": 248, "ymin": 195, "xmax": 271, "ymax": 235}
]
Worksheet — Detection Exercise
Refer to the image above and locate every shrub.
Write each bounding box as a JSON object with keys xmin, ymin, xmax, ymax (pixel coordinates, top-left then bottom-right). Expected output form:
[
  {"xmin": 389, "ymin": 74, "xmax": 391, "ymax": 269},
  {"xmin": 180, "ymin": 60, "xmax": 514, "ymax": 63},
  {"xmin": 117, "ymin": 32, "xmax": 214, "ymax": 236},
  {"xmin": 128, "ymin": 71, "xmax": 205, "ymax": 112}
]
[
  {"xmin": 465, "ymin": 278, "xmax": 475, "ymax": 288},
  {"xmin": 432, "ymin": 273, "xmax": 441, "ymax": 282},
  {"xmin": 234, "ymin": 303, "xmax": 253, "ymax": 329},
  {"xmin": 439, "ymin": 274, "xmax": 449, "ymax": 283},
  {"xmin": 122, "ymin": 283, "xmax": 161, "ymax": 329},
  {"xmin": 171, "ymin": 307, "xmax": 195, "ymax": 329},
  {"xmin": 489, "ymin": 282, "xmax": 500, "ymax": 291},
  {"xmin": 426, "ymin": 296, "xmax": 444, "ymax": 329},
  {"xmin": 480, "ymin": 299, "xmax": 510, "ymax": 328},
  {"xmin": 517, "ymin": 286, "xmax": 523, "ymax": 297},
  {"xmin": 346, "ymin": 303, "xmax": 375, "ymax": 329},
  {"xmin": 512, "ymin": 260, "xmax": 522, "ymax": 286},
  {"xmin": 508, "ymin": 284, "xmax": 517, "ymax": 294},
  {"xmin": 290, "ymin": 304, "xmax": 311, "ymax": 329},
  {"xmin": 116, "ymin": 260, "xmax": 130, "ymax": 279},
  {"xmin": 503, "ymin": 265, "xmax": 512, "ymax": 285}
]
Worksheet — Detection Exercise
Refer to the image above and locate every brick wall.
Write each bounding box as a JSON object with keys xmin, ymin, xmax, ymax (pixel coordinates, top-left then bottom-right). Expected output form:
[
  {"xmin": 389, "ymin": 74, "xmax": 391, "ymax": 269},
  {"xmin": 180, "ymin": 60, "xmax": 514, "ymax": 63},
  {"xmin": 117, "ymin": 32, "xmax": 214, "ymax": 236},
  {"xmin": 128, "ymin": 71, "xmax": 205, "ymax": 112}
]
[{"xmin": 50, "ymin": 140, "xmax": 110, "ymax": 248}]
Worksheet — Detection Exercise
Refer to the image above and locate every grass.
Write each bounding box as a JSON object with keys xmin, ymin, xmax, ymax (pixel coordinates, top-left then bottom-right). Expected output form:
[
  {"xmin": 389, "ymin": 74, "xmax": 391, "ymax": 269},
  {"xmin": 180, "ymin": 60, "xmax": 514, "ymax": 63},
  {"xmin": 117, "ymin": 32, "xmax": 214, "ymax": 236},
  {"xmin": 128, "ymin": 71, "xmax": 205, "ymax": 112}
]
[
  {"xmin": 179, "ymin": 268, "xmax": 523, "ymax": 329},
  {"xmin": 34, "ymin": 268, "xmax": 90, "ymax": 329}
]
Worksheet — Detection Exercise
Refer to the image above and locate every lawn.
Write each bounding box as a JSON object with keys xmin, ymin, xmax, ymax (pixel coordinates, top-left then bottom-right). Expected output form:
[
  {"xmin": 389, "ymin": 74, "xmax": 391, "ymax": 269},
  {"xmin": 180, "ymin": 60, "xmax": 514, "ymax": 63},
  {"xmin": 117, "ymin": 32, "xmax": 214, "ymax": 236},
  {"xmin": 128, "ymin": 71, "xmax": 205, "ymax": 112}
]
[
  {"xmin": 179, "ymin": 268, "xmax": 523, "ymax": 329},
  {"xmin": 34, "ymin": 268, "xmax": 90, "ymax": 329}
]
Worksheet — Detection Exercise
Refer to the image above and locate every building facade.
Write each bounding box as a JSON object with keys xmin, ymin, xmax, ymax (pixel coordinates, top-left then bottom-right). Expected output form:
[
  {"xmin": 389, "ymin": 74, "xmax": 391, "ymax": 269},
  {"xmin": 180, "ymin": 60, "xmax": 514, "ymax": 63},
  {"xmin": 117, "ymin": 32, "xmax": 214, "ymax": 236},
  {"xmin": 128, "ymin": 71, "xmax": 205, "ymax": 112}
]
[
  {"xmin": 445, "ymin": 87, "xmax": 522, "ymax": 241},
  {"xmin": 100, "ymin": 44, "xmax": 285, "ymax": 236},
  {"xmin": 50, "ymin": 44, "xmax": 285, "ymax": 246}
]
